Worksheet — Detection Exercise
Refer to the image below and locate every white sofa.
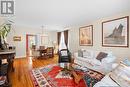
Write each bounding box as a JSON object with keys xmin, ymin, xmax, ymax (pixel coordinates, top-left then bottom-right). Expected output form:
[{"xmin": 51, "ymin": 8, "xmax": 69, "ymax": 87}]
[
  {"xmin": 74, "ymin": 50, "xmax": 116, "ymax": 74},
  {"xmin": 94, "ymin": 73, "xmax": 119, "ymax": 87},
  {"xmin": 94, "ymin": 62, "xmax": 130, "ymax": 87}
]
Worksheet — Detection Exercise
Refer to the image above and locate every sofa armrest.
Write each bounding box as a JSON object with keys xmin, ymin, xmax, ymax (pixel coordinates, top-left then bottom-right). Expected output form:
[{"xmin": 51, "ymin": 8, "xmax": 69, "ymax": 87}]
[
  {"xmin": 74, "ymin": 52, "xmax": 78, "ymax": 58},
  {"xmin": 91, "ymin": 59, "xmax": 102, "ymax": 66},
  {"xmin": 102, "ymin": 56, "xmax": 116, "ymax": 64},
  {"xmin": 94, "ymin": 73, "xmax": 119, "ymax": 87}
]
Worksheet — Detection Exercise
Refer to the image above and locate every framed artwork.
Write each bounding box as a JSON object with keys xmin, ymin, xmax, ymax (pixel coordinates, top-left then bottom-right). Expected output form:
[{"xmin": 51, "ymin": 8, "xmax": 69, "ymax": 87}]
[
  {"xmin": 13, "ymin": 36, "xmax": 21, "ymax": 41},
  {"xmin": 79, "ymin": 25, "xmax": 93, "ymax": 46},
  {"xmin": 102, "ymin": 16, "xmax": 129, "ymax": 47}
]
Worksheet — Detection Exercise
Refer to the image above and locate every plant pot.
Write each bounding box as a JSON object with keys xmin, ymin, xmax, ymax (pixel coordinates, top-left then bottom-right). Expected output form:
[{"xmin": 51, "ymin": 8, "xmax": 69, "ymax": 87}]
[
  {"xmin": 0, "ymin": 37, "xmax": 3, "ymax": 50},
  {"xmin": 0, "ymin": 37, "xmax": 6, "ymax": 50}
]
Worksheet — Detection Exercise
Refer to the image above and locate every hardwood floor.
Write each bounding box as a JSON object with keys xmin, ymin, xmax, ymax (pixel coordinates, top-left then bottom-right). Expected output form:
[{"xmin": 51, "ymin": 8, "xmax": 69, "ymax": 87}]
[{"xmin": 9, "ymin": 55, "xmax": 58, "ymax": 87}]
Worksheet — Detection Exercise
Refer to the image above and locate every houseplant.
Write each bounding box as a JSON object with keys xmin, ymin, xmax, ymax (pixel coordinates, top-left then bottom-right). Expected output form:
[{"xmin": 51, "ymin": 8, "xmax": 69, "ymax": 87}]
[{"xmin": 0, "ymin": 23, "xmax": 11, "ymax": 50}]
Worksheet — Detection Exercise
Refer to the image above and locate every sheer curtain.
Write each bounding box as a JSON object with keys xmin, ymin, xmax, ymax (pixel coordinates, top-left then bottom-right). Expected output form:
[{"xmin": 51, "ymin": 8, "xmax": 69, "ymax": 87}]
[{"xmin": 59, "ymin": 32, "xmax": 67, "ymax": 51}]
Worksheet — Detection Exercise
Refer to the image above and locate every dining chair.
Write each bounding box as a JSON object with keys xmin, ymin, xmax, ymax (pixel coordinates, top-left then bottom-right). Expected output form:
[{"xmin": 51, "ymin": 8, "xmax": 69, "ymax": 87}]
[{"xmin": 46, "ymin": 47, "xmax": 54, "ymax": 58}]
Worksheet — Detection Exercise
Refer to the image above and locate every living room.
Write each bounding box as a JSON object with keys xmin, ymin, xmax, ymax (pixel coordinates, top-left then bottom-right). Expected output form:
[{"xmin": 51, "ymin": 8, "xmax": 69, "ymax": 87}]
[{"xmin": 0, "ymin": 0, "xmax": 130, "ymax": 87}]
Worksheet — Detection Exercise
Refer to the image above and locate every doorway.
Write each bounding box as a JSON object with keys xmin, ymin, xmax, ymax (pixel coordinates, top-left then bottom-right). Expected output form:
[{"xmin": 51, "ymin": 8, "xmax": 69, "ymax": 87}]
[{"xmin": 26, "ymin": 34, "xmax": 37, "ymax": 57}]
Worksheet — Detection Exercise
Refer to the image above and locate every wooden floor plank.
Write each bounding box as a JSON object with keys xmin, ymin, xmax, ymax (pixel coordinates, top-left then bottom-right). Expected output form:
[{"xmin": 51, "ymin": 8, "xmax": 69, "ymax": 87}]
[{"xmin": 9, "ymin": 55, "xmax": 58, "ymax": 87}]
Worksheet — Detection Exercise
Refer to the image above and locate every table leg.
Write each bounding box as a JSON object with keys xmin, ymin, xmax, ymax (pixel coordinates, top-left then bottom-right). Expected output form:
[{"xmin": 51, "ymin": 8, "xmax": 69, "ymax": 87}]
[{"xmin": 7, "ymin": 58, "xmax": 14, "ymax": 72}]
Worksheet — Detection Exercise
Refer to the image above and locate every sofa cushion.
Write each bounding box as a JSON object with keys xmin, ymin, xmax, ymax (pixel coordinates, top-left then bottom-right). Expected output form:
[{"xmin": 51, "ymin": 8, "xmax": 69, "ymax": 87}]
[
  {"xmin": 91, "ymin": 59, "xmax": 102, "ymax": 66},
  {"xmin": 122, "ymin": 58, "xmax": 130, "ymax": 66},
  {"xmin": 78, "ymin": 50, "xmax": 83, "ymax": 57},
  {"xmin": 82, "ymin": 50, "xmax": 94, "ymax": 58},
  {"xmin": 94, "ymin": 51, "xmax": 100, "ymax": 58},
  {"xmin": 76, "ymin": 56, "xmax": 93, "ymax": 63},
  {"xmin": 96, "ymin": 52, "xmax": 108, "ymax": 61},
  {"xmin": 104, "ymin": 51, "xmax": 113, "ymax": 57},
  {"xmin": 102, "ymin": 56, "xmax": 116, "ymax": 64},
  {"xmin": 61, "ymin": 51, "xmax": 68, "ymax": 56}
]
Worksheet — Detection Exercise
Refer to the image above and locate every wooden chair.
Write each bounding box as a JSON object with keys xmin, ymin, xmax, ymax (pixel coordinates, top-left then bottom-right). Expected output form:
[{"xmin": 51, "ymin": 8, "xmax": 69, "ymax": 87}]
[
  {"xmin": 38, "ymin": 46, "xmax": 46, "ymax": 57},
  {"xmin": 39, "ymin": 46, "xmax": 45, "ymax": 50},
  {"xmin": 32, "ymin": 49, "xmax": 40, "ymax": 58},
  {"xmin": 32, "ymin": 45, "xmax": 36, "ymax": 50},
  {"xmin": 46, "ymin": 47, "xmax": 54, "ymax": 58},
  {"xmin": 31, "ymin": 45, "xmax": 40, "ymax": 58}
]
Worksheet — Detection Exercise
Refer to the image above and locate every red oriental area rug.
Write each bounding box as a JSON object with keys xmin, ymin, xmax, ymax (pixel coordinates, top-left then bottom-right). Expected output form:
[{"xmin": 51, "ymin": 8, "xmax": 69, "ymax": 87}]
[{"xmin": 30, "ymin": 64, "xmax": 87, "ymax": 87}]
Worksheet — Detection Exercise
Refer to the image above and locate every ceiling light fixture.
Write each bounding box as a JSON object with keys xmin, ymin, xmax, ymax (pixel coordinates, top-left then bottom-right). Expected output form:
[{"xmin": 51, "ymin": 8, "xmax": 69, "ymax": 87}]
[{"xmin": 41, "ymin": 25, "xmax": 48, "ymax": 36}]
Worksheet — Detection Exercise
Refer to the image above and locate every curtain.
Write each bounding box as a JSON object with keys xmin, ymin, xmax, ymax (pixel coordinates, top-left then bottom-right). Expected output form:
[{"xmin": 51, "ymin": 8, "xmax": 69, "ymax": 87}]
[
  {"xmin": 64, "ymin": 30, "xmax": 68, "ymax": 48},
  {"xmin": 57, "ymin": 32, "xmax": 61, "ymax": 46}
]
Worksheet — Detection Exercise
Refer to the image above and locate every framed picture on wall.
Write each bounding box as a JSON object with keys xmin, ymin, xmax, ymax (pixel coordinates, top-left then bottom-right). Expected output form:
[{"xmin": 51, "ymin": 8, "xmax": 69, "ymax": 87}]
[
  {"xmin": 13, "ymin": 36, "xmax": 21, "ymax": 41},
  {"xmin": 79, "ymin": 25, "xmax": 93, "ymax": 46},
  {"xmin": 102, "ymin": 16, "xmax": 129, "ymax": 47}
]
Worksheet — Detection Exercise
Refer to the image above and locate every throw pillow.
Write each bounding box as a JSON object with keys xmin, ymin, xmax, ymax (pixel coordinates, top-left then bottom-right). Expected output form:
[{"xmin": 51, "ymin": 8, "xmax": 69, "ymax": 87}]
[
  {"xmin": 78, "ymin": 50, "xmax": 83, "ymax": 57},
  {"xmin": 82, "ymin": 50, "xmax": 93, "ymax": 58},
  {"xmin": 96, "ymin": 52, "xmax": 108, "ymax": 61},
  {"xmin": 61, "ymin": 51, "xmax": 68, "ymax": 56},
  {"xmin": 122, "ymin": 58, "xmax": 130, "ymax": 66},
  {"xmin": 110, "ymin": 63, "xmax": 130, "ymax": 87}
]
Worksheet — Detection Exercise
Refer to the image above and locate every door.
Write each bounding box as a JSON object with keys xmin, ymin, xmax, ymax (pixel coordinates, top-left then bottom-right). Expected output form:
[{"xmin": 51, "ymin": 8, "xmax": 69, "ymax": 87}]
[{"xmin": 26, "ymin": 34, "xmax": 37, "ymax": 57}]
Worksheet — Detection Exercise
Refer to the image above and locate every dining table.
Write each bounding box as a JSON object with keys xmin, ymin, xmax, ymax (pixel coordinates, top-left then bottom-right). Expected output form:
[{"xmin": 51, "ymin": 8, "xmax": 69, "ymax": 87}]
[{"xmin": 37, "ymin": 49, "xmax": 47, "ymax": 57}]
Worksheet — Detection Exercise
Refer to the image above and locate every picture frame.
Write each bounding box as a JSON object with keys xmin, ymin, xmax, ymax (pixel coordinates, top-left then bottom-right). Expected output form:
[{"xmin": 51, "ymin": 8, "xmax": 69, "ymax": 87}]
[
  {"xmin": 102, "ymin": 16, "xmax": 129, "ymax": 47},
  {"xmin": 13, "ymin": 36, "xmax": 21, "ymax": 41},
  {"xmin": 79, "ymin": 25, "xmax": 93, "ymax": 46}
]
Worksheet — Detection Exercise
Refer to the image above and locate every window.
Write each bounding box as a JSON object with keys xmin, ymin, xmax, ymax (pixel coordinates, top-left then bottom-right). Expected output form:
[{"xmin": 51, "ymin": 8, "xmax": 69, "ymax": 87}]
[{"xmin": 59, "ymin": 32, "xmax": 67, "ymax": 51}]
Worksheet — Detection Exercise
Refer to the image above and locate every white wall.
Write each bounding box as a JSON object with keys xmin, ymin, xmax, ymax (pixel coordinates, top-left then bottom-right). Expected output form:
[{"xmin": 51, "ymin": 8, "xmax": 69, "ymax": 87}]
[
  {"xmin": 69, "ymin": 12, "xmax": 130, "ymax": 62},
  {"xmin": 6, "ymin": 25, "xmax": 57, "ymax": 58}
]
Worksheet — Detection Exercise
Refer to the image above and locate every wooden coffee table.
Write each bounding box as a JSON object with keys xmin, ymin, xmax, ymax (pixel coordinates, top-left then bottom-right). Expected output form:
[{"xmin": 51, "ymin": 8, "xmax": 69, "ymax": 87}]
[{"xmin": 85, "ymin": 69, "xmax": 104, "ymax": 80}]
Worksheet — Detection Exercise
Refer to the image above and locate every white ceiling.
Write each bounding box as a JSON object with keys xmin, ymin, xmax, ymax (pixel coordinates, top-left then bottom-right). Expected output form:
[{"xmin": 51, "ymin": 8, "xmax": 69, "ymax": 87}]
[{"xmin": 10, "ymin": 0, "xmax": 130, "ymax": 30}]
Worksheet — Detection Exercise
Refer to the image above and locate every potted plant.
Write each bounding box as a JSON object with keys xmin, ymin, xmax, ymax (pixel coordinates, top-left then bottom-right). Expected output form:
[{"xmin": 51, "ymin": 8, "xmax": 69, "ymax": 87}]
[{"xmin": 0, "ymin": 23, "xmax": 11, "ymax": 50}]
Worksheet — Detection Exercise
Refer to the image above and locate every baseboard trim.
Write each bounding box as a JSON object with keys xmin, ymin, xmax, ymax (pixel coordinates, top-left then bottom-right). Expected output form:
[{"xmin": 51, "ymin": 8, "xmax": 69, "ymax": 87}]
[{"xmin": 15, "ymin": 56, "xmax": 26, "ymax": 59}]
